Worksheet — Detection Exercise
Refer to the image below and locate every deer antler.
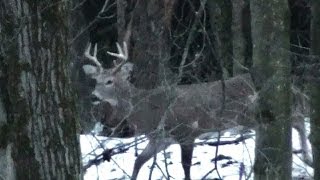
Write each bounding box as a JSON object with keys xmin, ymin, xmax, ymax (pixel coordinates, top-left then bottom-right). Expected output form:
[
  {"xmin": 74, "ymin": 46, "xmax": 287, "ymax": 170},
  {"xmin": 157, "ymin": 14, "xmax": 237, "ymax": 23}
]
[
  {"xmin": 85, "ymin": 43, "xmax": 103, "ymax": 72},
  {"xmin": 107, "ymin": 42, "xmax": 128, "ymax": 74}
]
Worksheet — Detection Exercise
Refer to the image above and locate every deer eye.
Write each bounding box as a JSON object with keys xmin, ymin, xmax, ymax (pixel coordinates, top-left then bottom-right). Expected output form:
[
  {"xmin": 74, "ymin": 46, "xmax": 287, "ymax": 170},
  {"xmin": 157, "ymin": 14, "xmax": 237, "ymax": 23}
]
[{"xmin": 105, "ymin": 80, "xmax": 113, "ymax": 85}]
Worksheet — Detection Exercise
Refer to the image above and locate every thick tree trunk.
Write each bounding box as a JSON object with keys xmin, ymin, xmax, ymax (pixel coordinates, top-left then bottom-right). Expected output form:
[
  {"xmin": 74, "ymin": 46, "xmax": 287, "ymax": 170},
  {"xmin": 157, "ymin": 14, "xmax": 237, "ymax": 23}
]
[
  {"xmin": 310, "ymin": 0, "xmax": 320, "ymax": 178},
  {"xmin": 250, "ymin": 0, "xmax": 292, "ymax": 179},
  {"xmin": 0, "ymin": 1, "xmax": 82, "ymax": 179},
  {"xmin": 129, "ymin": 0, "xmax": 175, "ymax": 89},
  {"xmin": 207, "ymin": 0, "xmax": 233, "ymax": 78}
]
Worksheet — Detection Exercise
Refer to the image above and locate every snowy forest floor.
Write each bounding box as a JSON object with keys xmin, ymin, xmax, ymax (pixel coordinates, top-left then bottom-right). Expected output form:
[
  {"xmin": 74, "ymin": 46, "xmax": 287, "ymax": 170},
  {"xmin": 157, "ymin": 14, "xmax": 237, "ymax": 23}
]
[{"xmin": 81, "ymin": 125, "xmax": 313, "ymax": 180}]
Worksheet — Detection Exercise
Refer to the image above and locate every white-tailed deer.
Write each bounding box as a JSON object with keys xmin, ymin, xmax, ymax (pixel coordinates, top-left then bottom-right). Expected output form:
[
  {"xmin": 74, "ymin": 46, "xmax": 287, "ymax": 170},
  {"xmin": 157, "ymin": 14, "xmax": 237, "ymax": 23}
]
[{"xmin": 83, "ymin": 42, "xmax": 311, "ymax": 179}]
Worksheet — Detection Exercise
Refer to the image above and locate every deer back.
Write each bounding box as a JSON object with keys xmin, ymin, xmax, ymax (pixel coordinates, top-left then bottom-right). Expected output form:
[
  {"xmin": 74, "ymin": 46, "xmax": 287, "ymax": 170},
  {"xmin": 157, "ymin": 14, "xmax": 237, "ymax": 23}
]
[
  {"xmin": 117, "ymin": 73, "xmax": 257, "ymax": 138},
  {"xmin": 169, "ymin": 74, "xmax": 256, "ymax": 134}
]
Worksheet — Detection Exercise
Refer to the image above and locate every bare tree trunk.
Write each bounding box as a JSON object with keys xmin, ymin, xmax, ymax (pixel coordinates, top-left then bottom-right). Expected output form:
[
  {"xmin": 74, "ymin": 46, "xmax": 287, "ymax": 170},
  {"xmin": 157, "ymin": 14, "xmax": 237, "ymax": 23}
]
[
  {"xmin": 250, "ymin": 0, "xmax": 292, "ymax": 179},
  {"xmin": 207, "ymin": 0, "xmax": 233, "ymax": 78},
  {"xmin": 310, "ymin": 0, "xmax": 320, "ymax": 178},
  {"xmin": 129, "ymin": 0, "xmax": 176, "ymax": 89},
  {"xmin": 0, "ymin": 1, "xmax": 82, "ymax": 179}
]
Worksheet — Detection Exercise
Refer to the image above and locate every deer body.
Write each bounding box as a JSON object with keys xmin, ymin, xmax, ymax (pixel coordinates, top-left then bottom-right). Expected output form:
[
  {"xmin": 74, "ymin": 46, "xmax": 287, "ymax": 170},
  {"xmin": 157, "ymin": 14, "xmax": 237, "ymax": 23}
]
[
  {"xmin": 92, "ymin": 74, "xmax": 256, "ymax": 180},
  {"xmin": 83, "ymin": 42, "xmax": 311, "ymax": 179}
]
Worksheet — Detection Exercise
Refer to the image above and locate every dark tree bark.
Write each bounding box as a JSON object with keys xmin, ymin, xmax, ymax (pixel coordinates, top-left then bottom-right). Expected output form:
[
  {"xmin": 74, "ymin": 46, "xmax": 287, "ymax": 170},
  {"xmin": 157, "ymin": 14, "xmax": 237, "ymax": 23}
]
[
  {"xmin": 0, "ymin": 1, "xmax": 82, "ymax": 179},
  {"xmin": 207, "ymin": 0, "xmax": 233, "ymax": 78},
  {"xmin": 310, "ymin": 0, "xmax": 320, "ymax": 178},
  {"xmin": 70, "ymin": 0, "xmax": 95, "ymax": 134},
  {"xmin": 250, "ymin": 0, "xmax": 292, "ymax": 179},
  {"xmin": 129, "ymin": 0, "xmax": 175, "ymax": 89}
]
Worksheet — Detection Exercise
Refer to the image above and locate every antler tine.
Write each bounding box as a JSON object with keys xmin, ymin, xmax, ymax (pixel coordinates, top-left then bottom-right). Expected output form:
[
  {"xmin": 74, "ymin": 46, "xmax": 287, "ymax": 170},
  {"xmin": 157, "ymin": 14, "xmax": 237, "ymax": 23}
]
[
  {"xmin": 85, "ymin": 43, "xmax": 102, "ymax": 69},
  {"xmin": 107, "ymin": 42, "xmax": 129, "ymax": 74}
]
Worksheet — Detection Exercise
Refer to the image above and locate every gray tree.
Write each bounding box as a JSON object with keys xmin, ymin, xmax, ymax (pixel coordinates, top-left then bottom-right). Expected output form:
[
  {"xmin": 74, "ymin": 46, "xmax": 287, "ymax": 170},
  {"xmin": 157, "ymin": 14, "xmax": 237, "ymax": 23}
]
[
  {"xmin": 250, "ymin": 0, "xmax": 292, "ymax": 179},
  {"xmin": 0, "ymin": 1, "xmax": 82, "ymax": 179}
]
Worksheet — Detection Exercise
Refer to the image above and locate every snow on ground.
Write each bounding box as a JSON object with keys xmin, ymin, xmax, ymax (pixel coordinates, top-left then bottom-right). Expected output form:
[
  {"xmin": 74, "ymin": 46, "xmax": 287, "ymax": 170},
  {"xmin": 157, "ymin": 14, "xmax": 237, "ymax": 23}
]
[{"xmin": 81, "ymin": 128, "xmax": 313, "ymax": 180}]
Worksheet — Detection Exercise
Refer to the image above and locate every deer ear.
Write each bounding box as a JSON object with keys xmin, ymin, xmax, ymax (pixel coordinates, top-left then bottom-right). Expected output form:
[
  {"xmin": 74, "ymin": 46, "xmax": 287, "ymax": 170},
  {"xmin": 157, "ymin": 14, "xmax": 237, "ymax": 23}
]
[
  {"xmin": 122, "ymin": 63, "xmax": 133, "ymax": 73},
  {"xmin": 83, "ymin": 65, "xmax": 98, "ymax": 76}
]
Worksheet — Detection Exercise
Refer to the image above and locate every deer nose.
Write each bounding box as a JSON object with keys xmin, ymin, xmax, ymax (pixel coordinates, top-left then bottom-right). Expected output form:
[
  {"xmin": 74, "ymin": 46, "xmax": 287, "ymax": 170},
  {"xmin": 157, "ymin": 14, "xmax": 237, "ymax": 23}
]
[{"xmin": 90, "ymin": 94, "xmax": 101, "ymax": 104}]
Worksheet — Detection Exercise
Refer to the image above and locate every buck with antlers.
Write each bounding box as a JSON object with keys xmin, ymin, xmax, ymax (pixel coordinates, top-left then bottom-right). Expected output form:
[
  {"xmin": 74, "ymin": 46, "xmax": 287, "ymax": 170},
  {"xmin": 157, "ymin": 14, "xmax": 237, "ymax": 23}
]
[{"xmin": 82, "ymin": 42, "xmax": 311, "ymax": 179}]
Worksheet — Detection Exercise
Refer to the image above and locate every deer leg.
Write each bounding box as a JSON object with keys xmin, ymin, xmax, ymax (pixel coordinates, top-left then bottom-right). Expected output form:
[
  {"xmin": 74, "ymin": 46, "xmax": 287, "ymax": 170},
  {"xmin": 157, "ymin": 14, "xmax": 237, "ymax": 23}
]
[
  {"xmin": 131, "ymin": 137, "xmax": 172, "ymax": 180},
  {"xmin": 180, "ymin": 141, "xmax": 194, "ymax": 180}
]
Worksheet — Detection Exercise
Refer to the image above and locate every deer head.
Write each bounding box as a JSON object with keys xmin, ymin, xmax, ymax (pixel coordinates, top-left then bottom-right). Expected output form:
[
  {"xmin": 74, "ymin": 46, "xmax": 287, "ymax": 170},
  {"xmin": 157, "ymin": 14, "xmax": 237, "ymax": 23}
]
[{"xmin": 83, "ymin": 42, "xmax": 134, "ymax": 130}]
